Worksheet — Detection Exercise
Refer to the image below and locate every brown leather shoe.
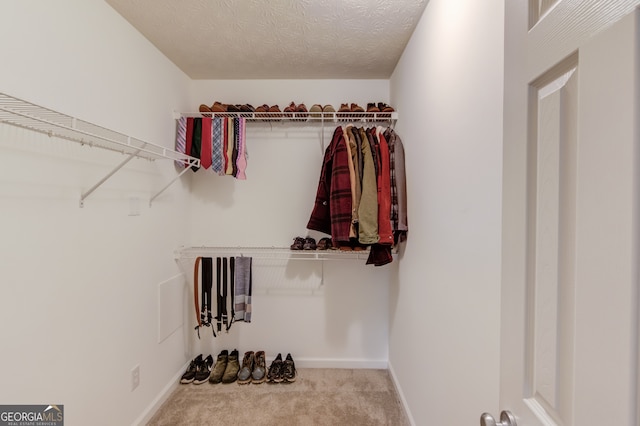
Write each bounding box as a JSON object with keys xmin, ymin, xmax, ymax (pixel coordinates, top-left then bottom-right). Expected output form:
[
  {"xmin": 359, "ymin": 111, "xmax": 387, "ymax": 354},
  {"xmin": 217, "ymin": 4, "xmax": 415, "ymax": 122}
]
[
  {"xmin": 296, "ymin": 103, "xmax": 308, "ymax": 121},
  {"xmin": 268, "ymin": 104, "xmax": 282, "ymax": 121},
  {"xmin": 351, "ymin": 103, "xmax": 364, "ymax": 119},
  {"xmin": 211, "ymin": 102, "xmax": 226, "ymax": 113},
  {"xmin": 338, "ymin": 103, "xmax": 350, "ymax": 121},
  {"xmin": 283, "ymin": 102, "xmax": 296, "ymax": 119},
  {"xmin": 199, "ymin": 104, "xmax": 212, "ymax": 117},
  {"xmin": 255, "ymin": 104, "xmax": 269, "ymax": 121}
]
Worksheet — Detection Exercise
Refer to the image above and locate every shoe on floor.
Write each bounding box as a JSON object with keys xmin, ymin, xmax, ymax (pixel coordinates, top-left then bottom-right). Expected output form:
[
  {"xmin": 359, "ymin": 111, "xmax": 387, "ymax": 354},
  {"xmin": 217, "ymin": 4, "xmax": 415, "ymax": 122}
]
[
  {"xmin": 282, "ymin": 353, "xmax": 297, "ymax": 383},
  {"xmin": 267, "ymin": 353, "xmax": 284, "ymax": 383},
  {"xmin": 237, "ymin": 351, "xmax": 255, "ymax": 385},
  {"xmin": 209, "ymin": 350, "xmax": 228, "ymax": 384},
  {"xmin": 193, "ymin": 354, "xmax": 213, "ymax": 384},
  {"xmin": 222, "ymin": 349, "xmax": 240, "ymax": 384},
  {"xmin": 180, "ymin": 354, "xmax": 203, "ymax": 384},
  {"xmin": 252, "ymin": 351, "xmax": 267, "ymax": 384}
]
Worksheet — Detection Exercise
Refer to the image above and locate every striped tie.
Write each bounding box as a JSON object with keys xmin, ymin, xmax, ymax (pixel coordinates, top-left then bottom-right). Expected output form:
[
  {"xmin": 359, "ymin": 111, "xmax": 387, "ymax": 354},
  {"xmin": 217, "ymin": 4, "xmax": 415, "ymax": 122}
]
[
  {"xmin": 236, "ymin": 118, "xmax": 247, "ymax": 180},
  {"xmin": 212, "ymin": 118, "xmax": 223, "ymax": 173},
  {"xmin": 175, "ymin": 117, "xmax": 187, "ymax": 167}
]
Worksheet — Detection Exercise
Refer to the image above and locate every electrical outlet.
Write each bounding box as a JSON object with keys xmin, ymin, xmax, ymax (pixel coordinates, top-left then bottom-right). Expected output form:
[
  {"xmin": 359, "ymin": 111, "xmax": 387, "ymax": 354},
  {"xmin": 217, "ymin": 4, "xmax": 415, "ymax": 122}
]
[{"xmin": 131, "ymin": 365, "xmax": 140, "ymax": 391}]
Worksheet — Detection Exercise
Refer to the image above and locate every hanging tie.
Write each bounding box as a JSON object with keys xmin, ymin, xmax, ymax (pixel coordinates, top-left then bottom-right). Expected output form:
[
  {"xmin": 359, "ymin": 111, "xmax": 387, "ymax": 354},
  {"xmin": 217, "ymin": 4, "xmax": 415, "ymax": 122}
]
[
  {"xmin": 175, "ymin": 117, "xmax": 187, "ymax": 168},
  {"xmin": 185, "ymin": 118, "xmax": 194, "ymax": 169},
  {"xmin": 200, "ymin": 117, "xmax": 213, "ymax": 170},
  {"xmin": 190, "ymin": 118, "xmax": 202, "ymax": 172},
  {"xmin": 212, "ymin": 117, "xmax": 223, "ymax": 173}
]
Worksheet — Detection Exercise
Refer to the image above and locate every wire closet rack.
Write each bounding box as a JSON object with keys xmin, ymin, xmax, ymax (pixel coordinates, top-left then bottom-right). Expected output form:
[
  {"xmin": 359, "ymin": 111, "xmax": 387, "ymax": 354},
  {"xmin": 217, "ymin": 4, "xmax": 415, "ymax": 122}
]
[{"xmin": 0, "ymin": 92, "xmax": 199, "ymax": 207}]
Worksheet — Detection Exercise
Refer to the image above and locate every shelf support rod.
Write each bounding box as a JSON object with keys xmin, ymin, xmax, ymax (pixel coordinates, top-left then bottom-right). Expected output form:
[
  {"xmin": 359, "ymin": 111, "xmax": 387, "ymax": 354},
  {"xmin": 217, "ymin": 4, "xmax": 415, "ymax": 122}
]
[
  {"xmin": 79, "ymin": 148, "xmax": 142, "ymax": 208},
  {"xmin": 320, "ymin": 115, "xmax": 325, "ymax": 154},
  {"xmin": 149, "ymin": 158, "xmax": 199, "ymax": 206}
]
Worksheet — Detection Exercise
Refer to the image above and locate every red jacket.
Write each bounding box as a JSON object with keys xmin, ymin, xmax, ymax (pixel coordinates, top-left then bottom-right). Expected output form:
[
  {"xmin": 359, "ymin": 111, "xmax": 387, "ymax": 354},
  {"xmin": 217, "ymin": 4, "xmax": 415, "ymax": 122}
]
[{"xmin": 307, "ymin": 127, "xmax": 352, "ymax": 242}]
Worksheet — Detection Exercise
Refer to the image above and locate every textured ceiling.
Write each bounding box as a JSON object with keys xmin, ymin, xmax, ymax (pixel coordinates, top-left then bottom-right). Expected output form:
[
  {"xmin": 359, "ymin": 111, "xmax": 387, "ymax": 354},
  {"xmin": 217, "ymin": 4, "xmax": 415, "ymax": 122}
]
[{"xmin": 105, "ymin": 0, "xmax": 429, "ymax": 79}]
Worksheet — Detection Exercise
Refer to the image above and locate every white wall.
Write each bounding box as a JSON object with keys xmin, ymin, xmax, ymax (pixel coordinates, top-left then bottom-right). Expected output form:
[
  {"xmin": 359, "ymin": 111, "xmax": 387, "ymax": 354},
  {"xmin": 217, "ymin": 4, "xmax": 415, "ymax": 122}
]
[
  {"xmin": 183, "ymin": 80, "xmax": 393, "ymax": 368},
  {"xmin": 388, "ymin": 1, "xmax": 504, "ymax": 425},
  {"xmin": 0, "ymin": 1, "xmax": 192, "ymax": 425}
]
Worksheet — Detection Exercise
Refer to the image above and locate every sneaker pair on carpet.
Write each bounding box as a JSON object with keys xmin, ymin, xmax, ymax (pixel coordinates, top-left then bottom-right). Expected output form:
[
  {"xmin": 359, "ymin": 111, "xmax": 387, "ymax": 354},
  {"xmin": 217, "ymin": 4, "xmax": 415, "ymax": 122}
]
[
  {"xmin": 179, "ymin": 354, "xmax": 214, "ymax": 385},
  {"xmin": 267, "ymin": 353, "xmax": 297, "ymax": 384},
  {"xmin": 181, "ymin": 351, "xmax": 297, "ymax": 385}
]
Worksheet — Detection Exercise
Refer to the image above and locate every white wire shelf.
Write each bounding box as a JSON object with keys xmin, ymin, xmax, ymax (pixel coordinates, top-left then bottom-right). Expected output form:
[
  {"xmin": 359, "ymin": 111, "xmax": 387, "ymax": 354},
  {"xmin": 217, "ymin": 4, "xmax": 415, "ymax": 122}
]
[
  {"xmin": 176, "ymin": 110, "xmax": 398, "ymax": 124},
  {"xmin": 175, "ymin": 245, "xmax": 389, "ymax": 261},
  {"xmin": 0, "ymin": 92, "xmax": 200, "ymax": 207}
]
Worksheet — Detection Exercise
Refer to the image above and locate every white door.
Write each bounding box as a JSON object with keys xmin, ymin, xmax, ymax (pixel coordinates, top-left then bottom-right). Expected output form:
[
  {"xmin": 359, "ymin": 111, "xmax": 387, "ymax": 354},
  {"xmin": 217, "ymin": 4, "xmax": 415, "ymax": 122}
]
[{"xmin": 499, "ymin": 1, "xmax": 640, "ymax": 426}]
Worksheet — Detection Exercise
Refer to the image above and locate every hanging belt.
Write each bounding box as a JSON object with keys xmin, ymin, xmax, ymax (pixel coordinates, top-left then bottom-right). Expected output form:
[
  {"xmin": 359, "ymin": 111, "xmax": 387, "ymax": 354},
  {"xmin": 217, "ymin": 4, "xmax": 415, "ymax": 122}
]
[
  {"xmin": 202, "ymin": 257, "xmax": 214, "ymax": 334},
  {"xmin": 193, "ymin": 256, "xmax": 201, "ymax": 333},
  {"xmin": 194, "ymin": 257, "xmax": 216, "ymax": 338},
  {"xmin": 217, "ymin": 257, "xmax": 226, "ymax": 332},
  {"xmin": 226, "ymin": 257, "xmax": 235, "ymax": 331}
]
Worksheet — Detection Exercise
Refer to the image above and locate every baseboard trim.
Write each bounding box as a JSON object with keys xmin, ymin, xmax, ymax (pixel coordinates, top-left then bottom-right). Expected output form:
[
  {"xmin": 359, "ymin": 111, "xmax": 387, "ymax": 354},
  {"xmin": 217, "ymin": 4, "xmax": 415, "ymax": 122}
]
[
  {"xmin": 388, "ymin": 361, "xmax": 416, "ymax": 426},
  {"xmin": 289, "ymin": 358, "xmax": 388, "ymax": 370},
  {"xmin": 131, "ymin": 360, "xmax": 190, "ymax": 426}
]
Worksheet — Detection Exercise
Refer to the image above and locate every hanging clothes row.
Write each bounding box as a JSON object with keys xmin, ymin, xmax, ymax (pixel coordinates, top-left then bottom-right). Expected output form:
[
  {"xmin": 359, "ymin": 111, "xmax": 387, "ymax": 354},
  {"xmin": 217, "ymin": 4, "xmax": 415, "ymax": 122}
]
[
  {"xmin": 193, "ymin": 256, "xmax": 252, "ymax": 338},
  {"xmin": 176, "ymin": 116, "xmax": 248, "ymax": 179},
  {"xmin": 307, "ymin": 125, "xmax": 407, "ymax": 266}
]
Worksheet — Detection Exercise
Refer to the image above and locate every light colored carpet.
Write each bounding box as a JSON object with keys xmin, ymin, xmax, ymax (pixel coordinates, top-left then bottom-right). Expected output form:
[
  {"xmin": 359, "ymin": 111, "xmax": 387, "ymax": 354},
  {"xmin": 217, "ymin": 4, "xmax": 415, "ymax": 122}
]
[{"xmin": 147, "ymin": 368, "xmax": 410, "ymax": 426}]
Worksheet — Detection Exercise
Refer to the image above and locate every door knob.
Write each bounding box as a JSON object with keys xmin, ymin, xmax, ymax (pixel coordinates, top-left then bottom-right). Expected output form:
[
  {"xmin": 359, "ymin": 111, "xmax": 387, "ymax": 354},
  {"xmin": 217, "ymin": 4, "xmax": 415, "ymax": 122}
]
[{"xmin": 480, "ymin": 410, "xmax": 517, "ymax": 426}]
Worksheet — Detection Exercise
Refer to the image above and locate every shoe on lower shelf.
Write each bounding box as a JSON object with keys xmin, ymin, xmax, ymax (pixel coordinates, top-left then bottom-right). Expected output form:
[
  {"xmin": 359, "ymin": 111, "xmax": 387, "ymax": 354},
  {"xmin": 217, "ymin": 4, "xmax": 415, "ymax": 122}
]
[
  {"xmin": 290, "ymin": 237, "xmax": 305, "ymax": 250},
  {"xmin": 317, "ymin": 237, "xmax": 333, "ymax": 250},
  {"xmin": 303, "ymin": 237, "xmax": 317, "ymax": 250}
]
